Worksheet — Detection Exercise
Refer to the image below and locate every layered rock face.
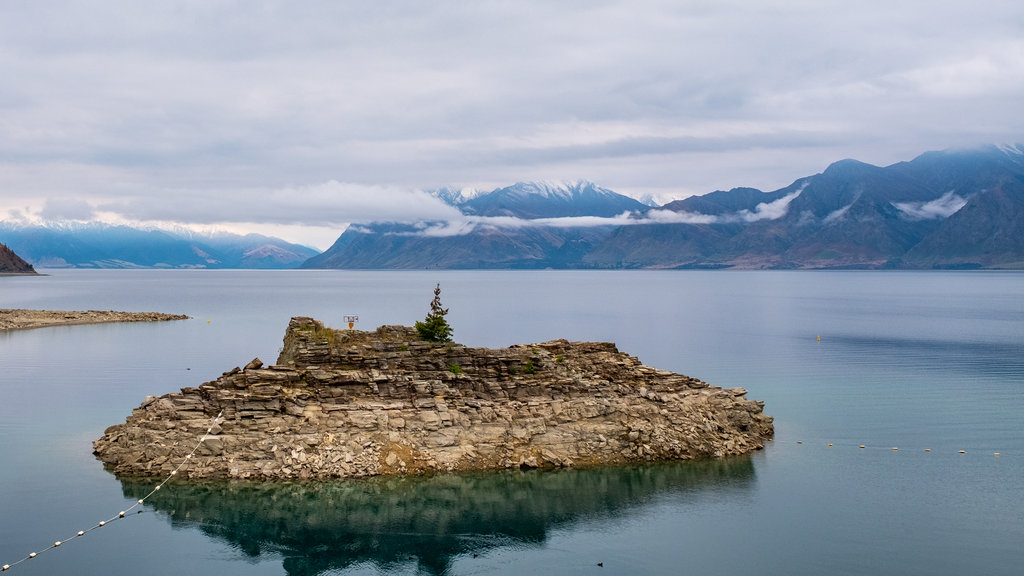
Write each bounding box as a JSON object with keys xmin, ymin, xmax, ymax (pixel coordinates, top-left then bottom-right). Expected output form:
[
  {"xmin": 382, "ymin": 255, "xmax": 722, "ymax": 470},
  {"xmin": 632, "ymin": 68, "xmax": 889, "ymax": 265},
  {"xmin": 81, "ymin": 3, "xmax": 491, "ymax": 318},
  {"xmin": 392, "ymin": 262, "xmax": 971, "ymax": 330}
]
[{"xmin": 94, "ymin": 317, "xmax": 773, "ymax": 479}]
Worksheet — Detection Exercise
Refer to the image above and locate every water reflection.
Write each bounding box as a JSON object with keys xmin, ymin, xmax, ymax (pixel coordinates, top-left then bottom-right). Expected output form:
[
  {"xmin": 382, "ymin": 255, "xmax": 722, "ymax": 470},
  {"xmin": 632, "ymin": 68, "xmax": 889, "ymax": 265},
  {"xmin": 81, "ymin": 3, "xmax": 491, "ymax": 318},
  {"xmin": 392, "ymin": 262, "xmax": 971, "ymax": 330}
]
[
  {"xmin": 825, "ymin": 335, "xmax": 1024, "ymax": 377},
  {"xmin": 119, "ymin": 458, "xmax": 756, "ymax": 575}
]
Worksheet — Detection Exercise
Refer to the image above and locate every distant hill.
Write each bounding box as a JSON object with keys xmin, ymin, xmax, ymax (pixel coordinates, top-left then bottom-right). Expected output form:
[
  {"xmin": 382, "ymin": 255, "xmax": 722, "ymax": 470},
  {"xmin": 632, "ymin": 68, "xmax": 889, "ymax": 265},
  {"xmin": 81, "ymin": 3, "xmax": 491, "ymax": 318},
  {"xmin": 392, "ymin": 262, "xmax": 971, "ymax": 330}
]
[
  {"xmin": 0, "ymin": 242, "xmax": 36, "ymax": 274},
  {"xmin": 0, "ymin": 223, "xmax": 320, "ymax": 269},
  {"xmin": 302, "ymin": 222, "xmax": 614, "ymax": 269},
  {"xmin": 303, "ymin": 145, "xmax": 1024, "ymax": 270}
]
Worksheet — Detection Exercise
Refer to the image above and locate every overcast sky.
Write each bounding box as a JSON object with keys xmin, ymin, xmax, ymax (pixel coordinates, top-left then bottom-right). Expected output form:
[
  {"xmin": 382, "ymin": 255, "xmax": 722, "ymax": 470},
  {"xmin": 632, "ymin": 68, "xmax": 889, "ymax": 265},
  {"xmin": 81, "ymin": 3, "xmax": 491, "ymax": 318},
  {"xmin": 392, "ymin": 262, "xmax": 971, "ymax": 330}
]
[{"xmin": 2, "ymin": 1, "xmax": 1022, "ymax": 249}]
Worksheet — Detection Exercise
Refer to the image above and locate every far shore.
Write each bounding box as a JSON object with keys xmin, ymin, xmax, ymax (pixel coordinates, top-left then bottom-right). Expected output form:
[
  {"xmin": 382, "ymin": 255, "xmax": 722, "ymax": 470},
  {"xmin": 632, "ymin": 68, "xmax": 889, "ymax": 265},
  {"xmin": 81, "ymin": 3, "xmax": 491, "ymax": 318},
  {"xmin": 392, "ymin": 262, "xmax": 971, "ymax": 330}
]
[{"xmin": 0, "ymin": 309, "xmax": 190, "ymax": 332}]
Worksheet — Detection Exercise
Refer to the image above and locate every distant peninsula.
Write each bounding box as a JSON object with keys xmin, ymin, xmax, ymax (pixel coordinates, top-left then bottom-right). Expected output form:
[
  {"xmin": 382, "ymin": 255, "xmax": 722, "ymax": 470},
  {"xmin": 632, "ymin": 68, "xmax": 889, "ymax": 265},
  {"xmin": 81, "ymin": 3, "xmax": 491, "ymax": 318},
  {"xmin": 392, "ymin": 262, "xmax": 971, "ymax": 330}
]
[
  {"xmin": 94, "ymin": 317, "xmax": 773, "ymax": 479},
  {"xmin": 0, "ymin": 309, "xmax": 190, "ymax": 332}
]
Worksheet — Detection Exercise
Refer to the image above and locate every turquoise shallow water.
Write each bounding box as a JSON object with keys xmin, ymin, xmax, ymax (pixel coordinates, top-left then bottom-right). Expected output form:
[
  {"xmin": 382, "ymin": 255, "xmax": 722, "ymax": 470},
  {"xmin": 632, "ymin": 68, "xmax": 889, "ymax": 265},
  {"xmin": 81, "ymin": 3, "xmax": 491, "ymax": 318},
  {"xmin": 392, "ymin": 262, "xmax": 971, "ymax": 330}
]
[{"xmin": 1, "ymin": 269, "xmax": 1022, "ymax": 575}]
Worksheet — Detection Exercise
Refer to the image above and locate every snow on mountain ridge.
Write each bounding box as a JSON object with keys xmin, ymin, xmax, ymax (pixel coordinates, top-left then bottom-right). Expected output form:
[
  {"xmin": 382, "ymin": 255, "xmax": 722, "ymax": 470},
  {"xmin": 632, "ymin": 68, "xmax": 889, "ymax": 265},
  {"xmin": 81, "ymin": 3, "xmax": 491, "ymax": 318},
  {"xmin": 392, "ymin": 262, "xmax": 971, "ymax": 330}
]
[
  {"xmin": 0, "ymin": 219, "xmax": 294, "ymax": 245},
  {"xmin": 500, "ymin": 180, "xmax": 618, "ymax": 201},
  {"xmin": 995, "ymin": 143, "xmax": 1024, "ymax": 156},
  {"xmin": 427, "ymin": 187, "xmax": 482, "ymax": 206}
]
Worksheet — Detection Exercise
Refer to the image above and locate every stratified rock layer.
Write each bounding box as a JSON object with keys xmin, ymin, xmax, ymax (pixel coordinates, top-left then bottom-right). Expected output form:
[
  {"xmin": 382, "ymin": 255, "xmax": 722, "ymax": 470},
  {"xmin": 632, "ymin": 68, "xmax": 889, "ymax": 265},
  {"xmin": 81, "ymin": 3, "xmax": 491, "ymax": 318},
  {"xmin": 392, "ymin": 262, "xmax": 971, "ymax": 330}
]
[{"xmin": 94, "ymin": 317, "xmax": 773, "ymax": 479}]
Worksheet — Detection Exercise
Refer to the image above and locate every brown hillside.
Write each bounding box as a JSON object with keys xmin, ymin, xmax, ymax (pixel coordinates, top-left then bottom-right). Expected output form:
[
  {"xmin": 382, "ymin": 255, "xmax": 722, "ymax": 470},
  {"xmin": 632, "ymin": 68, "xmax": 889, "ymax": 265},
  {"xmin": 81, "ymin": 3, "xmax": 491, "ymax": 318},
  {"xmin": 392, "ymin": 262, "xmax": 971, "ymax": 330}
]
[{"xmin": 0, "ymin": 242, "xmax": 36, "ymax": 274}]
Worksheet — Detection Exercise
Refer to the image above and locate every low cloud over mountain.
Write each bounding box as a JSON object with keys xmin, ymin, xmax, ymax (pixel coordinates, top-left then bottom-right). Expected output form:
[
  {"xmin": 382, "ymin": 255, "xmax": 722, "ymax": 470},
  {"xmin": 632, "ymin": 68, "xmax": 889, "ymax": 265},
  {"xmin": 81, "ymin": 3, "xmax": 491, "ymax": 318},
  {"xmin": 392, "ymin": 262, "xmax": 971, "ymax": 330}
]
[{"xmin": 303, "ymin": 144, "xmax": 1024, "ymax": 270}]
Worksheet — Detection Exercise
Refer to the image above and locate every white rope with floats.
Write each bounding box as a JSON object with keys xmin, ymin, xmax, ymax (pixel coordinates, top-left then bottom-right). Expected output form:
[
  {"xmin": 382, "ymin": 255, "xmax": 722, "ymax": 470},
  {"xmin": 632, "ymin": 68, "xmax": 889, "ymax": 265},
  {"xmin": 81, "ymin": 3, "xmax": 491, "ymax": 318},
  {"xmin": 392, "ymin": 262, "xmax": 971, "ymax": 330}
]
[
  {"xmin": 793, "ymin": 439, "xmax": 1006, "ymax": 457},
  {"xmin": 1, "ymin": 409, "xmax": 224, "ymax": 572}
]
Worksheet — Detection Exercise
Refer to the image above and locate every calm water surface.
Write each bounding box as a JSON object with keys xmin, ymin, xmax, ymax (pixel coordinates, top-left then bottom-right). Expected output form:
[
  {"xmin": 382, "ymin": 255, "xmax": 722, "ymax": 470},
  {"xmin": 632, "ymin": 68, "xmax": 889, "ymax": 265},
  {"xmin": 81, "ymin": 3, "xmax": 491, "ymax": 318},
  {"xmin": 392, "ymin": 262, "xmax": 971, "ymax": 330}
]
[{"xmin": 1, "ymin": 270, "xmax": 1022, "ymax": 575}]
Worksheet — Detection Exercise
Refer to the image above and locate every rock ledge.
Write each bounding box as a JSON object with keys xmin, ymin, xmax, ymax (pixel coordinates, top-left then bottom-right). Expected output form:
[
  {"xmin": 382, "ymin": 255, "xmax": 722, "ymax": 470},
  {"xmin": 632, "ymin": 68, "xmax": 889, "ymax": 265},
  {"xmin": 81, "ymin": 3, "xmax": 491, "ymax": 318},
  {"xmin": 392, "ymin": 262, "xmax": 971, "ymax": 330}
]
[{"xmin": 93, "ymin": 317, "xmax": 773, "ymax": 479}]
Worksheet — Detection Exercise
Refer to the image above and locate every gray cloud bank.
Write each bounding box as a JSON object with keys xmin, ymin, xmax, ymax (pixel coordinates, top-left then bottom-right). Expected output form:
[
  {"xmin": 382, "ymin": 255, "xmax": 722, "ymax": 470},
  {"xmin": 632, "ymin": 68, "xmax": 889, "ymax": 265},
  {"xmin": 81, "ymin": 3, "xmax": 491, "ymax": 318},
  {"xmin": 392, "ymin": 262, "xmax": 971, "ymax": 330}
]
[{"xmin": 1, "ymin": 1, "xmax": 1023, "ymax": 248}]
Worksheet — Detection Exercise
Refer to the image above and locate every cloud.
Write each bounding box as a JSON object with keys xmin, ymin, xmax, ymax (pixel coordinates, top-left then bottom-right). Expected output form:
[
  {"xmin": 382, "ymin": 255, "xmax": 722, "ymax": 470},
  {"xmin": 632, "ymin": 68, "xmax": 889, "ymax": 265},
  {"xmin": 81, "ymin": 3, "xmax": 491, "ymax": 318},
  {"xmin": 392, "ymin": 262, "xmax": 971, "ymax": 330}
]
[
  {"xmin": 636, "ymin": 187, "xmax": 804, "ymax": 226},
  {"xmin": 641, "ymin": 209, "xmax": 722, "ymax": 225},
  {"xmin": 379, "ymin": 185, "xmax": 804, "ymax": 238},
  {"xmin": 1, "ymin": 1, "xmax": 1022, "ymax": 248},
  {"xmin": 735, "ymin": 189, "xmax": 804, "ymax": 222},
  {"xmin": 824, "ymin": 204, "xmax": 853, "ymax": 224},
  {"xmin": 39, "ymin": 198, "xmax": 96, "ymax": 221},
  {"xmin": 98, "ymin": 181, "xmax": 463, "ymax": 228},
  {"xmin": 381, "ymin": 212, "xmax": 643, "ymax": 238},
  {"xmin": 893, "ymin": 191, "xmax": 968, "ymax": 220}
]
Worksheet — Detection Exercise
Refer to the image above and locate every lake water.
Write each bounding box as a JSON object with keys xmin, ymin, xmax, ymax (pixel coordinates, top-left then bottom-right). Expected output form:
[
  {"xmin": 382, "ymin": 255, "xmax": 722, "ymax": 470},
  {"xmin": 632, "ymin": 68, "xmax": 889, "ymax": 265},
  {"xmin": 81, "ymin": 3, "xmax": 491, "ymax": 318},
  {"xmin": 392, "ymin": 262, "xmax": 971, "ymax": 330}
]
[{"xmin": 1, "ymin": 269, "xmax": 1022, "ymax": 575}]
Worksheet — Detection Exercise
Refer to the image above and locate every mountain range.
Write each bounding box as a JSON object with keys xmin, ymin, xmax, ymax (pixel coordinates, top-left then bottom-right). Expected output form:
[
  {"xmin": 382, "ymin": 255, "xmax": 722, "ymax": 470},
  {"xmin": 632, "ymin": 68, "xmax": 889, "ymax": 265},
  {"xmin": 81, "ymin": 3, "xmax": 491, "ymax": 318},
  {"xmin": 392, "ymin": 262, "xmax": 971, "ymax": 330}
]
[
  {"xmin": 5, "ymin": 144, "xmax": 1022, "ymax": 271},
  {"xmin": 0, "ymin": 223, "xmax": 319, "ymax": 269},
  {"xmin": 304, "ymin": 144, "xmax": 1024, "ymax": 270}
]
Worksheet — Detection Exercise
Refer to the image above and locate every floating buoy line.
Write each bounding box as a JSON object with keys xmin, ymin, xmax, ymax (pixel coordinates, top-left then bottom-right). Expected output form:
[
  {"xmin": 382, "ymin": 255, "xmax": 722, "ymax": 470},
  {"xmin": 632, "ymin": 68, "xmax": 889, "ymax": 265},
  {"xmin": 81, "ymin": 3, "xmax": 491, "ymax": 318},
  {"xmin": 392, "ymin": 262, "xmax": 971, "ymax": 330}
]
[
  {"xmin": 790, "ymin": 439, "xmax": 1006, "ymax": 457},
  {"xmin": 1, "ymin": 410, "xmax": 223, "ymax": 572}
]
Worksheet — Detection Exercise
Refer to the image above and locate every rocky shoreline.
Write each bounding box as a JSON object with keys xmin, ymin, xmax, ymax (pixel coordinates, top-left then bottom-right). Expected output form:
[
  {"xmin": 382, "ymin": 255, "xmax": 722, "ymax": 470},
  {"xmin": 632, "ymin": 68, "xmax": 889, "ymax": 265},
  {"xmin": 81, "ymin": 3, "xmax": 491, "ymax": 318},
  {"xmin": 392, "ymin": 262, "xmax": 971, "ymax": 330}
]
[
  {"xmin": 94, "ymin": 316, "xmax": 774, "ymax": 480},
  {"xmin": 0, "ymin": 309, "xmax": 190, "ymax": 332}
]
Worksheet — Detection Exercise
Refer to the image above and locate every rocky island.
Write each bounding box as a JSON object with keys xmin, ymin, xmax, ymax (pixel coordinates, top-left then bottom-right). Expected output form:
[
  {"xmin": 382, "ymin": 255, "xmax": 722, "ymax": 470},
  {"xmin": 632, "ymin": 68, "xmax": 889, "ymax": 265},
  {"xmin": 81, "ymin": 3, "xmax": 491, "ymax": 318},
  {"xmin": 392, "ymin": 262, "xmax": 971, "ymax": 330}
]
[{"xmin": 94, "ymin": 317, "xmax": 773, "ymax": 479}]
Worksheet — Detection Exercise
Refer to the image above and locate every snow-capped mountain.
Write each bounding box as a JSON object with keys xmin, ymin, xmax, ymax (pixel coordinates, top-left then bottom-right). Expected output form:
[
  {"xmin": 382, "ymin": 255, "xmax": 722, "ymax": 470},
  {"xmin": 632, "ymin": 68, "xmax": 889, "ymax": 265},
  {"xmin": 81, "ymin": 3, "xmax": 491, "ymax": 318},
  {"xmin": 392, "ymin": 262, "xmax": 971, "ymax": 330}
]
[
  {"xmin": 461, "ymin": 180, "xmax": 649, "ymax": 219},
  {"xmin": 0, "ymin": 221, "xmax": 320, "ymax": 269},
  {"xmin": 427, "ymin": 187, "xmax": 471, "ymax": 206}
]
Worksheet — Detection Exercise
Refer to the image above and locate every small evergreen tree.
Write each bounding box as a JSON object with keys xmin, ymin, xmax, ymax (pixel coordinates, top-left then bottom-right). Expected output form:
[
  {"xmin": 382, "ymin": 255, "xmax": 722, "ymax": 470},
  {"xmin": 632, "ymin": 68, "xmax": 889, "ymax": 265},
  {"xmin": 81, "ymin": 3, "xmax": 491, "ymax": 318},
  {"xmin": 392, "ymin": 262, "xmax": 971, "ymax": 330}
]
[{"xmin": 415, "ymin": 283, "xmax": 453, "ymax": 342}]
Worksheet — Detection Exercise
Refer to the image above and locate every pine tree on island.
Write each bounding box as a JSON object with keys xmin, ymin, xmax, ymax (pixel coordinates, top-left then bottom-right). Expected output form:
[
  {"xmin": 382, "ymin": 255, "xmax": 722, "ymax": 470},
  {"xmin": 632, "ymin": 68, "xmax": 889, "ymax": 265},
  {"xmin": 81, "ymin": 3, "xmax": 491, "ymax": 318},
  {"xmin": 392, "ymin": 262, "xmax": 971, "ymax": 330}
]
[{"xmin": 415, "ymin": 283, "xmax": 453, "ymax": 342}]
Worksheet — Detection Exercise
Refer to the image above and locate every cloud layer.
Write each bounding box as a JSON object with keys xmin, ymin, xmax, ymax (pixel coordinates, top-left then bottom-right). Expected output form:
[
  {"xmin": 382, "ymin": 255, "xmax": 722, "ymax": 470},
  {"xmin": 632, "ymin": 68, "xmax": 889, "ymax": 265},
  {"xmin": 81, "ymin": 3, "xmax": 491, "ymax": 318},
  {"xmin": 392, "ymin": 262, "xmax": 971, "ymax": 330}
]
[{"xmin": 1, "ymin": 1, "xmax": 1022, "ymax": 248}]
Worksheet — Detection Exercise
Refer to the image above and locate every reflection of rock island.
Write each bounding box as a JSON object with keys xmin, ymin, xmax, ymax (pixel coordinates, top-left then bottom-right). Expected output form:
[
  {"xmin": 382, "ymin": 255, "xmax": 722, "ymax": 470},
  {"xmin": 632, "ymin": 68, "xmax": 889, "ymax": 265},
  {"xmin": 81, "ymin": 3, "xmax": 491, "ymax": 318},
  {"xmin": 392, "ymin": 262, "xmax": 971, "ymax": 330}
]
[
  {"xmin": 95, "ymin": 317, "xmax": 773, "ymax": 479},
  {"xmin": 121, "ymin": 458, "xmax": 757, "ymax": 576}
]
